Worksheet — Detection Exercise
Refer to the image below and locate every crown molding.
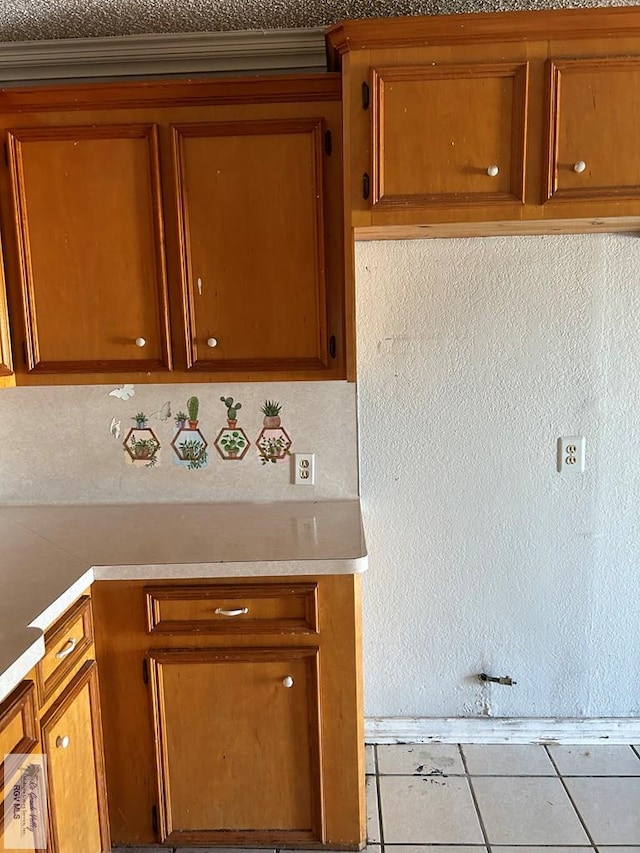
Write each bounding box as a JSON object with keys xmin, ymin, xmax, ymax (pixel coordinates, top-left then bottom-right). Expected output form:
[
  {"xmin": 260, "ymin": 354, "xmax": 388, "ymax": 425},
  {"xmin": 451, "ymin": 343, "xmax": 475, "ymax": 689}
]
[{"xmin": 0, "ymin": 28, "xmax": 327, "ymax": 84}]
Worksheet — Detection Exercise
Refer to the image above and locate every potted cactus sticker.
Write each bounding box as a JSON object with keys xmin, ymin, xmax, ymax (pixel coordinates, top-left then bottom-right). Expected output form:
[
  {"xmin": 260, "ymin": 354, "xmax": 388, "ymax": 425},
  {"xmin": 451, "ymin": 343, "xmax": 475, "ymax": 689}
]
[
  {"xmin": 256, "ymin": 400, "xmax": 291, "ymax": 464},
  {"xmin": 187, "ymin": 396, "xmax": 200, "ymax": 429},
  {"xmin": 214, "ymin": 395, "xmax": 250, "ymax": 461},
  {"xmin": 220, "ymin": 396, "xmax": 242, "ymax": 428},
  {"xmin": 171, "ymin": 396, "xmax": 209, "ymax": 470}
]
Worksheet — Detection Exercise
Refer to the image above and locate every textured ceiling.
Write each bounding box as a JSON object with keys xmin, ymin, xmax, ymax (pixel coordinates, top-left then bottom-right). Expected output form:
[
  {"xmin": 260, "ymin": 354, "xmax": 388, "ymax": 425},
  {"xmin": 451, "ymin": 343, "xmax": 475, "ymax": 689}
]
[{"xmin": 0, "ymin": 0, "xmax": 635, "ymax": 42}]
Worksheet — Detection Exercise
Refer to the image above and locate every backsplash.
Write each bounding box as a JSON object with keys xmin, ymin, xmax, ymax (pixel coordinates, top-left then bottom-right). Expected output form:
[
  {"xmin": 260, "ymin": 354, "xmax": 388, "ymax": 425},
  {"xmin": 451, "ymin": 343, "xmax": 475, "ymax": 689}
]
[{"xmin": 0, "ymin": 381, "xmax": 358, "ymax": 504}]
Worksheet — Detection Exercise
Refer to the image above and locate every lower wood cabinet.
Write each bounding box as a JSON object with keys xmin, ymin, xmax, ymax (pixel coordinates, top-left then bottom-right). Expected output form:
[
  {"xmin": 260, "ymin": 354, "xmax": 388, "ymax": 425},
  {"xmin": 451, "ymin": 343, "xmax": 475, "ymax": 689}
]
[
  {"xmin": 92, "ymin": 575, "xmax": 365, "ymax": 849},
  {"xmin": 40, "ymin": 661, "xmax": 109, "ymax": 853},
  {"xmin": 149, "ymin": 647, "xmax": 323, "ymax": 846},
  {"xmin": 0, "ymin": 595, "xmax": 109, "ymax": 853},
  {"xmin": 0, "ymin": 681, "xmax": 43, "ymax": 852}
]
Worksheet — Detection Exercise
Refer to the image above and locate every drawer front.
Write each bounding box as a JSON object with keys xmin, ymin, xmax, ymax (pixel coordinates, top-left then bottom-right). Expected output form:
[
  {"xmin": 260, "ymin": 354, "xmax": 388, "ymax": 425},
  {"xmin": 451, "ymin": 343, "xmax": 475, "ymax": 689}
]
[
  {"xmin": 145, "ymin": 583, "xmax": 319, "ymax": 634},
  {"xmin": 37, "ymin": 596, "xmax": 93, "ymax": 704},
  {"xmin": 0, "ymin": 681, "xmax": 38, "ymax": 791}
]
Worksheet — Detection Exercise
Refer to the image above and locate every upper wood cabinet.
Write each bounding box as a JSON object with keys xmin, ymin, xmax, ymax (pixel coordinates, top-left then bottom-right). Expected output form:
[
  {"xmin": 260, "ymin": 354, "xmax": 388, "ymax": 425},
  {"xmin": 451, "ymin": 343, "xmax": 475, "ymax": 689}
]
[
  {"xmin": 174, "ymin": 118, "xmax": 330, "ymax": 373},
  {"xmin": 545, "ymin": 58, "xmax": 640, "ymax": 204},
  {"xmin": 0, "ymin": 238, "xmax": 14, "ymax": 386},
  {"xmin": 371, "ymin": 63, "xmax": 528, "ymax": 209},
  {"xmin": 0, "ymin": 76, "xmax": 345, "ymax": 384},
  {"xmin": 6, "ymin": 124, "xmax": 171, "ymax": 374},
  {"xmin": 327, "ymin": 6, "xmax": 640, "ymax": 237}
]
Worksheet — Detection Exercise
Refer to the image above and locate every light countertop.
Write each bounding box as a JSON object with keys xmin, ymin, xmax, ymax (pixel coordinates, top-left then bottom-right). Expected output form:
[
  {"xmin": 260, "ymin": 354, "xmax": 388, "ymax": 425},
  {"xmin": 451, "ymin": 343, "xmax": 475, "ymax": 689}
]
[{"xmin": 0, "ymin": 500, "xmax": 367, "ymax": 703}]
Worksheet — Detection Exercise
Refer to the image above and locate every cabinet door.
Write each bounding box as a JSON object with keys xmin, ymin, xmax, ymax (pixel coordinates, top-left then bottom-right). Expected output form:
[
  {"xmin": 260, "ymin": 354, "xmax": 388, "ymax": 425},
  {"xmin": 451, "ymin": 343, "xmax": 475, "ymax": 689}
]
[
  {"xmin": 0, "ymin": 682, "xmax": 42, "ymax": 852},
  {"xmin": 40, "ymin": 661, "xmax": 109, "ymax": 853},
  {"xmin": 173, "ymin": 119, "xmax": 329, "ymax": 372},
  {"xmin": 148, "ymin": 647, "xmax": 323, "ymax": 847},
  {"xmin": 0, "ymin": 239, "xmax": 13, "ymax": 385},
  {"xmin": 371, "ymin": 63, "xmax": 528, "ymax": 208},
  {"xmin": 7, "ymin": 124, "xmax": 172, "ymax": 373},
  {"xmin": 545, "ymin": 58, "xmax": 640, "ymax": 202}
]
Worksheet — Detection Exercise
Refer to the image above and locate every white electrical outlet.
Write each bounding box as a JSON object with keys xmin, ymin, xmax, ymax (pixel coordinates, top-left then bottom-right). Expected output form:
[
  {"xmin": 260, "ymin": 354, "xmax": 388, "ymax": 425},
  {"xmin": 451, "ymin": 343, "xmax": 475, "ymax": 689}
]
[
  {"xmin": 293, "ymin": 453, "xmax": 315, "ymax": 485},
  {"xmin": 557, "ymin": 436, "xmax": 586, "ymax": 474}
]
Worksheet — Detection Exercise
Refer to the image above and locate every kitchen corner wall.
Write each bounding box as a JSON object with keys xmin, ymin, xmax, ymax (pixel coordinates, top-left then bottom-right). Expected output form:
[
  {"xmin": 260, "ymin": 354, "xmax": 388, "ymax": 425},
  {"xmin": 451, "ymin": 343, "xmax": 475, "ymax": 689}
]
[
  {"xmin": 0, "ymin": 381, "xmax": 358, "ymax": 504},
  {"xmin": 356, "ymin": 232, "xmax": 640, "ymax": 719}
]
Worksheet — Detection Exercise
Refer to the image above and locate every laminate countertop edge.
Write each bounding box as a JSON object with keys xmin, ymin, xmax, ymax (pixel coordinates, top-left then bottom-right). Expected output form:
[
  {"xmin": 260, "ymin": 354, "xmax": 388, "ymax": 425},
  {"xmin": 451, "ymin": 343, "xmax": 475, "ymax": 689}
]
[{"xmin": 0, "ymin": 500, "xmax": 368, "ymax": 703}]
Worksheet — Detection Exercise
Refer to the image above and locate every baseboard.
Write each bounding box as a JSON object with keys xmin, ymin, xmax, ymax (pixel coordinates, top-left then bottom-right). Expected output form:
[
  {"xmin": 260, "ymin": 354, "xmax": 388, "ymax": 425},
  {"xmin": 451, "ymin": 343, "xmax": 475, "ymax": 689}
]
[{"xmin": 365, "ymin": 716, "xmax": 640, "ymax": 745}]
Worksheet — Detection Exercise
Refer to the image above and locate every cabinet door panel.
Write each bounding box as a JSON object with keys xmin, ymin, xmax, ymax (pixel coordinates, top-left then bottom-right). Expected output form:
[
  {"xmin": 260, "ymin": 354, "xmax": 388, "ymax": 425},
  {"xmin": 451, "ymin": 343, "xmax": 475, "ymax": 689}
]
[
  {"xmin": 173, "ymin": 119, "xmax": 329, "ymax": 372},
  {"xmin": 372, "ymin": 63, "xmax": 528, "ymax": 208},
  {"xmin": 149, "ymin": 647, "xmax": 323, "ymax": 846},
  {"xmin": 546, "ymin": 58, "xmax": 640, "ymax": 201},
  {"xmin": 40, "ymin": 661, "xmax": 109, "ymax": 853},
  {"xmin": 7, "ymin": 124, "xmax": 171, "ymax": 373}
]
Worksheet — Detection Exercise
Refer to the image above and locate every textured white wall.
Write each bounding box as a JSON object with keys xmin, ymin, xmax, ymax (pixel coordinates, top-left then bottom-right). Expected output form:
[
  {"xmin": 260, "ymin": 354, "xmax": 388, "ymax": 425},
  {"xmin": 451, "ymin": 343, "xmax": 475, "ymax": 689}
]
[{"xmin": 356, "ymin": 233, "xmax": 640, "ymax": 718}]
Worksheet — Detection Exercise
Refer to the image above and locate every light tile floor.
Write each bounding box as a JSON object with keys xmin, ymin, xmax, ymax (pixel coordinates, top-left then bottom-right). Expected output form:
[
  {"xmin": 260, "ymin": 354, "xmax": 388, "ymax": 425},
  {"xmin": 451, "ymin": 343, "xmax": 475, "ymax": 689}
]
[
  {"xmin": 366, "ymin": 743, "xmax": 640, "ymax": 852},
  {"xmin": 112, "ymin": 743, "xmax": 640, "ymax": 853}
]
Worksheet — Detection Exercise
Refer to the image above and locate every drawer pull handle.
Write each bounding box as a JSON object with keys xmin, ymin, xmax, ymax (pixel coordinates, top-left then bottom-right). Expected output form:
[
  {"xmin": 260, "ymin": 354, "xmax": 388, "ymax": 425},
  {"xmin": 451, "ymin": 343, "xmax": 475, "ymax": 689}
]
[
  {"xmin": 135, "ymin": 337, "xmax": 146, "ymax": 347},
  {"xmin": 486, "ymin": 164, "xmax": 500, "ymax": 177},
  {"xmin": 55, "ymin": 637, "xmax": 77, "ymax": 659},
  {"xmin": 573, "ymin": 160, "xmax": 587, "ymax": 173},
  {"xmin": 214, "ymin": 607, "xmax": 249, "ymax": 617},
  {"xmin": 56, "ymin": 735, "xmax": 70, "ymax": 749},
  {"xmin": 282, "ymin": 676, "xmax": 294, "ymax": 688}
]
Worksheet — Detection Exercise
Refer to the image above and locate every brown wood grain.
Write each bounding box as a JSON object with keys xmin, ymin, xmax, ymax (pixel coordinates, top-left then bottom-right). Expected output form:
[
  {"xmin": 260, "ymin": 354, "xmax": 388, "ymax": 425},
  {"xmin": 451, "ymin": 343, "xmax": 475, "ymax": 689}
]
[
  {"xmin": 0, "ymin": 682, "xmax": 39, "ymax": 793},
  {"xmin": 145, "ymin": 582, "xmax": 319, "ymax": 635},
  {"xmin": 371, "ymin": 62, "xmax": 529, "ymax": 209},
  {"xmin": 92, "ymin": 576, "xmax": 365, "ymax": 848},
  {"xmin": 173, "ymin": 117, "xmax": 329, "ymax": 373},
  {"xmin": 545, "ymin": 58, "xmax": 640, "ymax": 203},
  {"xmin": 0, "ymin": 79, "xmax": 346, "ymax": 385},
  {"xmin": 6, "ymin": 123, "xmax": 172, "ymax": 374},
  {"xmin": 149, "ymin": 646, "xmax": 323, "ymax": 844},
  {"xmin": 40, "ymin": 660, "xmax": 110, "ymax": 853},
  {"xmin": 326, "ymin": 6, "xmax": 640, "ymax": 66},
  {"xmin": 36, "ymin": 596, "xmax": 93, "ymax": 707}
]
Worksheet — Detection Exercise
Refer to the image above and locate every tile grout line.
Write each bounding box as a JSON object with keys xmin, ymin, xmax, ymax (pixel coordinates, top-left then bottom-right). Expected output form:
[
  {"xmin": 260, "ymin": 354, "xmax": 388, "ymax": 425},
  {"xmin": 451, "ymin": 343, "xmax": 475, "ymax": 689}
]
[
  {"xmin": 373, "ymin": 772, "xmax": 640, "ymax": 778},
  {"xmin": 374, "ymin": 743, "xmax": 386, "ymax": 853},
  {"xmin": 543, "ymin": 744, "xmax": 598, "ymax": 851},
  {"xmin": 458, "ymin": 743, "xmax": 492, "ymax": 853}
]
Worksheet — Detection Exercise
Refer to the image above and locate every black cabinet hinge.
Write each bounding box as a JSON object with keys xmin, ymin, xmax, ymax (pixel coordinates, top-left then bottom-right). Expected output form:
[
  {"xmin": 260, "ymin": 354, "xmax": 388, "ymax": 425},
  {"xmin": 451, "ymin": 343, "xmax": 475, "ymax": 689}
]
[
  {"xmin": 151, "ymin": 805, "xmax": 158, "ymax": 836},
  {"xmin": 324, "ymin": 129, "xmax": 332, "ymax": 156},
  {"xmin": 142, "ymin": 658, "xmax": 149, "ymax": 684},
  {"xmin": 362, "ymin": 81, "xmax": 370, "ymax": 110},
  {"xmin": 329, "ymin": 335, "xmax": 337, "ymax": 359},
  {"xmin": 362, "ymin": 173, "xmax": 370, "ymax": 200}
]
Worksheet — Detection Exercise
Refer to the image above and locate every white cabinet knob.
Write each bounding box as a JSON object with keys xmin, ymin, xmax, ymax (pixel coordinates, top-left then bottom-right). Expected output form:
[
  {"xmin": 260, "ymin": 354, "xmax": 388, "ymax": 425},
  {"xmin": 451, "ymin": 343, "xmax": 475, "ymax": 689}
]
[
  {"xmin": 135, "ymin": 337, "xmax": 146, "ymax": 347},
  {"xmin": 573, "ymin": 160, "xmax": 587, "ymax": 173},
  {"xmin": 486, "ymin": 165, "xmax": 499, "ymax": 177},
  {"xmin": 207, "ymin": 337, "xmax": 218, "ymax": 348},
  {"xmin": 56, "ymin": 735, "xmax": 70, "ymax": 749},
  {"xmin": 282, "ymin": 676, "xmax": 294, "ymax": 688}
]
